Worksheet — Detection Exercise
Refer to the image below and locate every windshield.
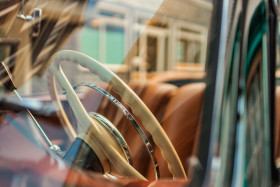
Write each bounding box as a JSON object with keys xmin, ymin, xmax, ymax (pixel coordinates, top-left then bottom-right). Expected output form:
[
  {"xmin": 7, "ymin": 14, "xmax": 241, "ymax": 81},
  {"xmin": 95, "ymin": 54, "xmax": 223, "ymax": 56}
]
[{"xmin": 0, "ymin": 0, "xmax": 213, "ymax": 186}]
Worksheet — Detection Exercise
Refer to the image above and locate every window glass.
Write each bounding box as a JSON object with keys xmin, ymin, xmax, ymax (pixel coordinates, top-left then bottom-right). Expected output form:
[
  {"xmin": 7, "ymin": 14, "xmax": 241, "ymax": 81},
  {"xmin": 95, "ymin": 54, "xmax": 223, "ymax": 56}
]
[{"xmin": 0, "ymin": 0, "xmax": 213, "ymax": 185}]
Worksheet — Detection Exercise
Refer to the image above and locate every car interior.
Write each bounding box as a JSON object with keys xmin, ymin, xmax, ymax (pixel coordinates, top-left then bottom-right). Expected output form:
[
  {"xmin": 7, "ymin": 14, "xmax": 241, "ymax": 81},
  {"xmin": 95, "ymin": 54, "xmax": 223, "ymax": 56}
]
[{"xmin": 1, "ymin": 0, "xmax": 280, "ymax": 186}]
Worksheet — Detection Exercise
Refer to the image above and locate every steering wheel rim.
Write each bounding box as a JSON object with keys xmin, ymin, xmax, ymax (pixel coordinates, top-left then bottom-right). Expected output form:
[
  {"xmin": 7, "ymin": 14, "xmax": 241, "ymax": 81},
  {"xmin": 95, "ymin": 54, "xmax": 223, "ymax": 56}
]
[{"xmin": 48, "ymin": 50, "xmax": 186, "ymax": 180}]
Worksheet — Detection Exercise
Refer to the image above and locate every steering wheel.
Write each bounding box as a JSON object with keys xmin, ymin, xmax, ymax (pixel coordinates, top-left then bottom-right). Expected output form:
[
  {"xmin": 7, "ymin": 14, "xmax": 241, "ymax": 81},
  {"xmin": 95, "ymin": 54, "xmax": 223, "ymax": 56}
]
[{"xmin": 48, "ymin": 50, "xmax": 186, "ymax": 180}]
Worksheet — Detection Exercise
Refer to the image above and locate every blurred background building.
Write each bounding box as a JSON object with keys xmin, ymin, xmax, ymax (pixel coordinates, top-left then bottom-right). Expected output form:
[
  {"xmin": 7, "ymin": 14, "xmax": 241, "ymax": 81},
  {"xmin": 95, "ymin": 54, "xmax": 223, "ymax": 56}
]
[{"xmin": 64, "ymin": 0, "xmax": 212, "ymax": 81}]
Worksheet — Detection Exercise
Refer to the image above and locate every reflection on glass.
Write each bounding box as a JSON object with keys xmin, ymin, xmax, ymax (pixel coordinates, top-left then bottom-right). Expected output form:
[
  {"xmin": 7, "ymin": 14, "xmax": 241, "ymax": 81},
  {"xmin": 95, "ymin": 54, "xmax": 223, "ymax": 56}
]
[{"xmin": 0, "ymin": 0, "xmax": 212, "ymax": 186}]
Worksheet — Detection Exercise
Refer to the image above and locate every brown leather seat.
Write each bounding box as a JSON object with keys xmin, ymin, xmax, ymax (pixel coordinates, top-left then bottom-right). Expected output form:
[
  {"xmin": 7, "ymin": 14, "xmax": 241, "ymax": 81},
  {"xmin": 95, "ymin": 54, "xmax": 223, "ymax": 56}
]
[
  {"xmin": 81, "ymin": 82, "xmax": 177, "ymax": 175},
  {"xmin": 146, "ymin": 83, "xmax": 205, "ymax": 179},
  {"xmin": 116, "ymin": 82, "xmax": 178, "ymax": 175},
  {"xmin": 81, "ymin": 82, "xmax": 205, "ymax": 179}
]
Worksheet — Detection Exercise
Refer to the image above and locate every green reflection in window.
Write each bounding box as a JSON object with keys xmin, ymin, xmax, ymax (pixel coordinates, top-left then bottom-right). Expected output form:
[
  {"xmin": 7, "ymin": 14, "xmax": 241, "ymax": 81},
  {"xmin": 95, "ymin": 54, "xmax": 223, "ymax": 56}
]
[
  {"xmin": 81, "ymin": 26, "xmax": 99, "ymax": 61},
  {"xmin": 105, "ymin": 26, "xmax": 124, "ymax": 64}
]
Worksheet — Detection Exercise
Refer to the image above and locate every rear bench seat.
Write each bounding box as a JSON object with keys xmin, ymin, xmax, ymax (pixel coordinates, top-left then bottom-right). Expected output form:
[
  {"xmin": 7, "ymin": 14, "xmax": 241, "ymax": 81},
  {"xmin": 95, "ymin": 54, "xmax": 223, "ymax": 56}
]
[{"xmin": 81, "ymin": 81, "xmax": 205, "ymax": 179}]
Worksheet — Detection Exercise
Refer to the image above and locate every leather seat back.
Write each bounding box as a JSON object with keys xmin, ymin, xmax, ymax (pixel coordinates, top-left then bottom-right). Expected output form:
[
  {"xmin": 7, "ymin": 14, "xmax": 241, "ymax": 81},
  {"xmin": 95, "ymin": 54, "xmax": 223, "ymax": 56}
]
[{"xmin": 146, "ymin": 83, "xmax": 205, "ymax": 179}]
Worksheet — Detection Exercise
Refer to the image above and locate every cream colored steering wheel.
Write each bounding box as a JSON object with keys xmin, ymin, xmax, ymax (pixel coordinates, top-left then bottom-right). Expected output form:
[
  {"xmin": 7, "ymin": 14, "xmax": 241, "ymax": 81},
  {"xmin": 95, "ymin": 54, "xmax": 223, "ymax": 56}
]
[{"xmin": 48, "ymin": 50, "xmax": 186, "ymax": 180}]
